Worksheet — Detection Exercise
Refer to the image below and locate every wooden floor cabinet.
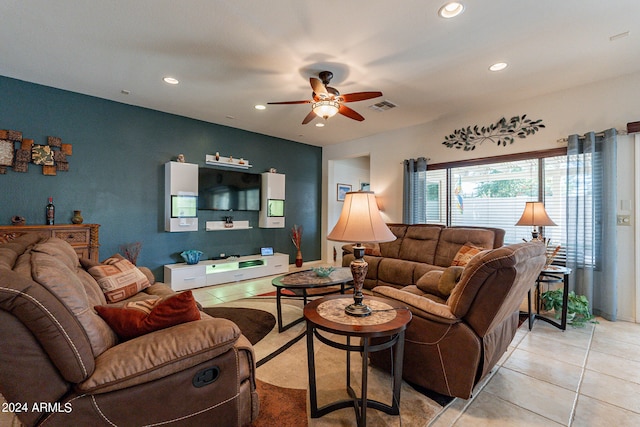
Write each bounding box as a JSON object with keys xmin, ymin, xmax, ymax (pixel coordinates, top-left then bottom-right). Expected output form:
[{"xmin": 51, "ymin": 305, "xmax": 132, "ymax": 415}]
[{"xmin": 0, "ymin": 224, "xmax": 100, "ymax": 262}]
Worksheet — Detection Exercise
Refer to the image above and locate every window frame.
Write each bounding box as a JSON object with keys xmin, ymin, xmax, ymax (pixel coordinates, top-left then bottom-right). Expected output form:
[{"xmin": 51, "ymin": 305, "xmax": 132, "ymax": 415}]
[{"xmin": 427, "ymin": 148, "xmax": 567, "ymax": 227}]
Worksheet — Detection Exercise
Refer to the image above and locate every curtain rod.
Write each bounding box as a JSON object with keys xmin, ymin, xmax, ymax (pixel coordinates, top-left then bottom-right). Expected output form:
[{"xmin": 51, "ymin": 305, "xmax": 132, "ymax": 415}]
[
  {"xmin": 401, "ymin": 157, "xmax": 431, "ymax": 163},
  {"xmin": 555, "ymin": 128, "xmax": 627, "ymax": 144}
]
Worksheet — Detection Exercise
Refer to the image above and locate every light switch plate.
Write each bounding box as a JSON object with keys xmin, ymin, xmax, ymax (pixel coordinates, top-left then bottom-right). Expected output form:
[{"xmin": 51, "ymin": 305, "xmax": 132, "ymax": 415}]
[{"xmin": 617, "ymin": 215, "xmax": 631, "ymax": 226}]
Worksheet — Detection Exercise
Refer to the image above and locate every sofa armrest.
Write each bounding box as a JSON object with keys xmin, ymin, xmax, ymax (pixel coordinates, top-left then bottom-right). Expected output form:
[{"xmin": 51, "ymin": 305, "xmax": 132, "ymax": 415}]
[
  {"xmin": 373, "ymin": 286, "xmax": 460, "ymax": 324},
  {"xmin": 77, "ymin": 317, "xmax": 242, "ymax": 394},
  {"xmin": 142, "ymin": 282, "xmax": 175, "ymax": 298}
]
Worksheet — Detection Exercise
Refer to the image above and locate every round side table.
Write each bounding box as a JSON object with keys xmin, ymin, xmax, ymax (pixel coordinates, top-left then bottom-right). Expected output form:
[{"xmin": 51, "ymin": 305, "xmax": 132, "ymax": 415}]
[
  {"xmin": 527, "ymin": 265, "xmax": 572, "ymax": 330},
  {"xmin": 304, "ymin": 294, "xmax": 412, "ymax": 427},
  {"xmin": 271, "ymin": 268, "xmax": 353, "ymax": 332}
]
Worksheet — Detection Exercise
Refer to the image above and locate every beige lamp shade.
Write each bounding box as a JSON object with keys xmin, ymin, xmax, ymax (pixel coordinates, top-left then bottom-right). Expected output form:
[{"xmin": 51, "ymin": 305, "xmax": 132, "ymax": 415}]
[
  {"xmin": 515, "ymin": 202, "xmax": 557, "ymax": 227},
  {"xmin": 327, "ymin": 191, "xmax": 396, "ymax": 243}
]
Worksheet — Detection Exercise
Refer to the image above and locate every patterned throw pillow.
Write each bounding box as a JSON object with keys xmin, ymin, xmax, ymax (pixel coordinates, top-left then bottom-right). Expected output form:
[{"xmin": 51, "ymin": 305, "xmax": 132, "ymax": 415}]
[
  {"xmin": 451, "ymin": 243, "xmax": 484, "ymax": 266},
  {"xmin": 94, "ymin": 291, "xmax": 200, "ymax": 340},
  {"xmin": 364, "ymin": 243, "xmax": 382, "ymax": 256},
  {"xmin": 85, "ymin": 254, "xmax": 150, "ymax": 303}
]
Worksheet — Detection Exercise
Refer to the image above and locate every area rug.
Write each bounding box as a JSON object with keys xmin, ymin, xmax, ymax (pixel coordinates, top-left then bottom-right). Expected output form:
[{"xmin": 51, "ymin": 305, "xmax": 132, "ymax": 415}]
[
  {"xmin": 251, "ymin": 379, "xmax": 307, "ymax": 427},
  {"xmin": 205, "ymin": 296, "xmax": 450, "ymax": 427},
  {"xmin": 202, "ymin": 306, "xmax": 275, "ymax": 345}
]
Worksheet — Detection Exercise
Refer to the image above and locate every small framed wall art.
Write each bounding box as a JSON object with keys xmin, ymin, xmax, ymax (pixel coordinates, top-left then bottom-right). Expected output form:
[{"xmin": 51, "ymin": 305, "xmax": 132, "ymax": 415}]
[{"xmin": 337, "ymin": 183, "xmax": 352, "ymax": 201}]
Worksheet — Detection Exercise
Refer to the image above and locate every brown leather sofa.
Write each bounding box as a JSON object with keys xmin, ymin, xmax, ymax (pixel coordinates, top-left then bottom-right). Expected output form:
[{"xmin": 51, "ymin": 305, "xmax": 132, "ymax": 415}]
[
  {"xmin": 0, "ymin": 234, "xmax": 258, "ymax": 426},
  {"xmin": 370, "ymin": 241, "xmax": 546, "ymax": 399},
  {"xmin": 342, "ymin": 224, "xmax": 505, "ymax": 290}
]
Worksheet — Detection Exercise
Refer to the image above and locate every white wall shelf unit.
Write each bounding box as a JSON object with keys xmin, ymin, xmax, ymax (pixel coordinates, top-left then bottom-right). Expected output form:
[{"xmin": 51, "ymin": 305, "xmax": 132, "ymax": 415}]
[
  {"xmin": 205, "ymin": 154, "xmax": 252, "ymax": 169},
  {"xmin": 205, "ymin": 220, "xmax": 252, "ymax": 231},
  {"xmin": 164, "ymin": 253, "xmax": 289, "ymax": 291},
  {"xmin": 165, "ymin": 161, "xmax": 198, "ymax": 232},
  {"xmin": 259, "ymin": 171, "xmax": 286, "ymax": 228}
]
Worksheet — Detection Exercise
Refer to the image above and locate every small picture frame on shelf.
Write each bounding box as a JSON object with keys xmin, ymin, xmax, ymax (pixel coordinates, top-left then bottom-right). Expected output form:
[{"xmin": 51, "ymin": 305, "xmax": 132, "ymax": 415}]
[{"xmin": 337, "ymin": 183, "xmax": 352, "ymax": 201}]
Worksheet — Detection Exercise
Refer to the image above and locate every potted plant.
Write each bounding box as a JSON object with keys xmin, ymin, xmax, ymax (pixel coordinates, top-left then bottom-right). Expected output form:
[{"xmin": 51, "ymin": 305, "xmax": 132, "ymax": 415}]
[{"xmin": 539, "ymin": 289, "xmax": 597, "ymax": 327}]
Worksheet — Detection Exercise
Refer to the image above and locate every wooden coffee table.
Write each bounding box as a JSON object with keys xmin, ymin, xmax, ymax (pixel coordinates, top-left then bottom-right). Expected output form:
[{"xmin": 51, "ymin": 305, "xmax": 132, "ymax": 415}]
[
  {"xmin": 304, "ymin": 295, "xmax": 412, "ymax": 426},
  {"xmin": 271, "ymin": 268, "xmax": 353, "ymax": 332}
]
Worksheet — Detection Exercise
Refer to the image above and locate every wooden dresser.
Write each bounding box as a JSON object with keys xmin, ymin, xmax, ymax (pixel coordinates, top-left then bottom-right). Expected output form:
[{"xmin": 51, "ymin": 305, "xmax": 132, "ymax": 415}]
[{"xmin": 0, "ymin": 224, "xmax": 100, "ymax": 262}]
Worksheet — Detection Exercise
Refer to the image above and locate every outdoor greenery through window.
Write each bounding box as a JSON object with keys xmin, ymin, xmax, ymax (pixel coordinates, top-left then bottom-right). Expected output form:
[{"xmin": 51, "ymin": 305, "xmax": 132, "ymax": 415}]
[{"xmin": 422, "ymin": 150, "xmax": 567, "ymax": 254}]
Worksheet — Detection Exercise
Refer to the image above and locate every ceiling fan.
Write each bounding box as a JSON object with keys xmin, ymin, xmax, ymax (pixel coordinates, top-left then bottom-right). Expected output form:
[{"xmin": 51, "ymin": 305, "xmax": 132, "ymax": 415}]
[{"xmin": 267, "ymin": 71, "xmax": 383, "ymax": 124}]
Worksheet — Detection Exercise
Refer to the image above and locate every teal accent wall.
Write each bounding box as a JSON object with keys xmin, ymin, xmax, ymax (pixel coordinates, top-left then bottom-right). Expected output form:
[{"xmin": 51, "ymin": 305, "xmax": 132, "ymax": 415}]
[{"xmin": 0, "ymin": 76, "xmax": 322, "ymax": 280}]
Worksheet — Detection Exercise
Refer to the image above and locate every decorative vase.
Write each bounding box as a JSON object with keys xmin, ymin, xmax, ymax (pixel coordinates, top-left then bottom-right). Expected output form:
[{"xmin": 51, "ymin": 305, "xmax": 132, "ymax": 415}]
[
  {"xmin": 181, "ymin": 250, "xmax": 203, "ymax": 265},
  {"xmin": 71, "ymin": 210, "xmax": 84, "ymax": 224},
  {"xmin": 11, "ymin": 216, "xmax": 26, "ymax": 226},
  {"xmin": 295, "ymin": 249, "xmax": 303, "ymax": 267}
]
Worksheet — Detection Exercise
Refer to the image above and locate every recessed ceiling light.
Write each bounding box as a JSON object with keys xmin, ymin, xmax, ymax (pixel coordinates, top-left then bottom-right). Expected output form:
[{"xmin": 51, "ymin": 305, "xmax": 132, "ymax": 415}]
[
  {"xmin": 163, "ymin": 77, "xmax": 179, "ymax": 85},
  {"xmin": 438, "ymin": 2, "xmax": 465, "ymax": 18},
  {"xmin": 489, "ymin": 62, "xmax": 508, "ymax": 72},
  {"xmin": 254, "ymin": 104, "xmax": 266, "ymax": 110},
  {"xmin": 315, "ymin": 123, "xmax": 325, "ymax": 127}
]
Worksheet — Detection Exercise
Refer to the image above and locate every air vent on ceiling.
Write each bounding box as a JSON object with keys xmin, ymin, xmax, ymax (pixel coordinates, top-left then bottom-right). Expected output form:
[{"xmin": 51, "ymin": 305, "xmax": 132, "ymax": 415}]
[{"xmin": 368, "ymin": 100, "xmax": 397, "ymax": 112}]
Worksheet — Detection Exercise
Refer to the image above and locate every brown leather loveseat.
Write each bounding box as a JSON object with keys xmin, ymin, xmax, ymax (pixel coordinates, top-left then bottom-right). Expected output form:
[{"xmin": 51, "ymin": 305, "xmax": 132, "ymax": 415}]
[
  {"xmin": 0, "ymin": 233, "xmax": 258, "ymax": 426},
  {"xmin": 370, "ymin": 242, "xmax": 546, "ymax": 399}
]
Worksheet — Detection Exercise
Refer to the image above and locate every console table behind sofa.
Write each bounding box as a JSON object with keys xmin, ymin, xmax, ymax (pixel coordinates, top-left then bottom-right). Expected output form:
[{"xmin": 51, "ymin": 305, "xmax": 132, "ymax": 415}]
[{"xmin": 0, "ymin": 224, "xmax": 100, "ymax": 262}]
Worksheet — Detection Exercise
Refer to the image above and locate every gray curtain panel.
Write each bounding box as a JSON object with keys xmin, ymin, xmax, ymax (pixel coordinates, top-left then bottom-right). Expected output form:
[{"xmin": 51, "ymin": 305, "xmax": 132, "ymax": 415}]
[
  {"xmin": 402, "ymin": 157, "xmax": 428, "ymax": 224},
  {"xmin": 566, "ymin": 128, "xmax": 617, "ymax": 321}
]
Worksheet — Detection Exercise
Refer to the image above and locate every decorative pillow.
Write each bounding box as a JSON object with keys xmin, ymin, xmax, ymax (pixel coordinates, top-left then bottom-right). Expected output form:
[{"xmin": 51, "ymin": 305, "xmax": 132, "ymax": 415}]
[
  {"xmin": 364, "ymin": 243, "xmax": 382, "ymax": 256},
  {"xmin": 415, "ymin": 270, "xmax": 444, "ymax": 295},
  {"xmin": 438, "ymin": 266, "xmax": 465, "ymax": 297},
  {"xmin": 94, "ymin": 291, "xmax": 200, "ymax": 340},
  {"xmin": 84, "ymin": 254, "xmax": 150, "ymax": 303},
  {"xmin": 451, "ymin": 243, "xmax": 484, "ymax": 266},
  {"xmin": 137, "ymin": 266, "xmax": 156, "ymax": 285}
]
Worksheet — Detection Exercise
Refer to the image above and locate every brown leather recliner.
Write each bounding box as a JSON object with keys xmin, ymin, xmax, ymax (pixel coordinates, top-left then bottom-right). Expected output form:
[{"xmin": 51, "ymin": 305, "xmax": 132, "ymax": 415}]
[
  {"xmin": 0, "ymin": 234, "xmax": 259, "ymax": 426},
  {"xmin": 371, "ymin": 242, "xmax": 546, "ymax": 399}
]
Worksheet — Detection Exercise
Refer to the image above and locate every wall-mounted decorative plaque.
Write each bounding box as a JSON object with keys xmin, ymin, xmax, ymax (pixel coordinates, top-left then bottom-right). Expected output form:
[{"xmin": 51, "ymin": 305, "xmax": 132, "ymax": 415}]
[{"xmin": 0, "ymin": 128, "xmax": 73, "ymax": 176}]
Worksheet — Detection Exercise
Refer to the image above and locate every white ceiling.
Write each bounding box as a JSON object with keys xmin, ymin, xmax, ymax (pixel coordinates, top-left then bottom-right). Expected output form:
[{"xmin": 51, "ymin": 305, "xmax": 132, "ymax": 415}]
[{"xmin": 2, "ymin": 1, "xmax": 639, "ymax": 147}]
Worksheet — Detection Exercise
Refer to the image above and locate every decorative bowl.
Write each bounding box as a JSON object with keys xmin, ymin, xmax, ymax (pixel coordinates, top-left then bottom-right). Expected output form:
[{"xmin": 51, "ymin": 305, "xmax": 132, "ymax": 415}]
[
  {"xmin": 181, "ymin": 250, "xmax": 203, "ymax": 265},
  {"xmin": 312, "ymin": 266, "xmax": 335, "ymax": 277}
]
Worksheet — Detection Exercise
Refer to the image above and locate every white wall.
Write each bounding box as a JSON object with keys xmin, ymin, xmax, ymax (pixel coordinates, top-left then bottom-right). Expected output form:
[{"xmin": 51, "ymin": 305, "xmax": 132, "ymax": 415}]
[
  {"xmin": 326, "ymin": 156, "xmax": 370, "ymax": 264},
  {"xmin": 323, "ymin": 71, "xmax": 640, "ymax": 322}
]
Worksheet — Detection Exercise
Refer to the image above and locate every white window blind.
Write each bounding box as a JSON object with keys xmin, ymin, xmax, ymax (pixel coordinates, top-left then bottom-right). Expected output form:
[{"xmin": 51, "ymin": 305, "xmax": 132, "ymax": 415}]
[
  {"xmin": 449, "ymin": 159, "xmax": 538, "ymax": 244},
  {"xmin": 422, "ymin": 153, "xmax": 568, "ymax": 262}
]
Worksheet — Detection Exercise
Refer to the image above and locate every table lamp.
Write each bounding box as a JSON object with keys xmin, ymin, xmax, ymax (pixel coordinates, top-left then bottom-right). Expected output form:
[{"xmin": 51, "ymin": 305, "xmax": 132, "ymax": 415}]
[
  {"xmin": 327, "ymin": 191, "xmax": 396, "ymax": 316},
  {"xmin": 515, "ymin": 201, "xmax": 557, "ymax": 240}
]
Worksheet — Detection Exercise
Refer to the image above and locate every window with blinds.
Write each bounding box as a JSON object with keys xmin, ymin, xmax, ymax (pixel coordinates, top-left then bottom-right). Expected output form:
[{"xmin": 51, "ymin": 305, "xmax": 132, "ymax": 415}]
[{"xmin": 423, "ymin": 151, "xmax": 567, "ymax": 262}]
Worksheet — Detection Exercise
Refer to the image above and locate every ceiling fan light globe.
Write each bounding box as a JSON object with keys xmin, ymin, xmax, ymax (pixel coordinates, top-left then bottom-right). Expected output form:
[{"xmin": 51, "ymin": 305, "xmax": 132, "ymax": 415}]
[{"xmin": 312, "ymin": 100, "xmax": 339, "ymax": 119}]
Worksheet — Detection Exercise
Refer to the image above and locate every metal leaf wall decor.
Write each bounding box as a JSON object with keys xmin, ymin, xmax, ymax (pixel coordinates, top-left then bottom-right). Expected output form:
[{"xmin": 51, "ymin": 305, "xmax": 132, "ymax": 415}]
[{"xmin": 442, "ymin": 115, "xmax": 545, "ymax": 151}]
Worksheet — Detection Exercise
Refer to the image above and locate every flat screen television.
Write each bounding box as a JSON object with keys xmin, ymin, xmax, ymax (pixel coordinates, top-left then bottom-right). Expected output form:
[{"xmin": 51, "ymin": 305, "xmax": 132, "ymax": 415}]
[
  {"xmin": 198, "ymin": 168, "xmax": 261, "ymax": 211},
  {"xmin": 171, "ymin": 195, "xmax": 198, "ymax": 218}
]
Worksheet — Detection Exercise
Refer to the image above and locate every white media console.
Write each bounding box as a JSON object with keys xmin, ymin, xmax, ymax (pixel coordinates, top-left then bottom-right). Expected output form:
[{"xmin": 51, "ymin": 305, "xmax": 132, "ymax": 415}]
[{"xmin": 164, "ymin": 253, "xmax": 289, "ymax": 291}]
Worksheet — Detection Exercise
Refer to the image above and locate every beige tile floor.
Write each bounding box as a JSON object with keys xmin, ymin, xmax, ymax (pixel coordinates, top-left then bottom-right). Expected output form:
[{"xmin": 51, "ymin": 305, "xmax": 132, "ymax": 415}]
[{"xmin": 192, "ymin": 270, "xmax": 640, "ymax": 427}]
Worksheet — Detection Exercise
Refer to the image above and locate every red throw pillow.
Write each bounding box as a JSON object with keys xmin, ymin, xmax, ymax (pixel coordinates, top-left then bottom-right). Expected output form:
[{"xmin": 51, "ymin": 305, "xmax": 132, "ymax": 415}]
[{"xmin": 95, "ymin": 291, "xmax": 201, "ymax": 340}]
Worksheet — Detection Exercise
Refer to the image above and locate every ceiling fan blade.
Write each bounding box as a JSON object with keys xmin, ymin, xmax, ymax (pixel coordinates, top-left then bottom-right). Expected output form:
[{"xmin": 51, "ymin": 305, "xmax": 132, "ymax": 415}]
[
  {"xmin": 310, "ymin": 77, "xmax": 328, "ymax": 96},
  {"xmin": 301, "ymin": 110, "xmax": 317, "ymax": 124},
  {"xmin": 340, "ymin": 91, "xmax": 383, "ymax": 103},
  {"xmin": 338, "ymin": 104, "xmax": 365, "ymax": 121},
  {"xmin": 267, "ymin": 100, "xmax": 312, "ymax": 105}
]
